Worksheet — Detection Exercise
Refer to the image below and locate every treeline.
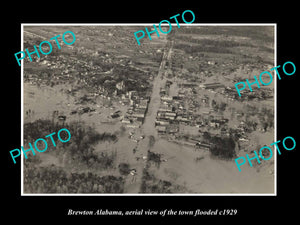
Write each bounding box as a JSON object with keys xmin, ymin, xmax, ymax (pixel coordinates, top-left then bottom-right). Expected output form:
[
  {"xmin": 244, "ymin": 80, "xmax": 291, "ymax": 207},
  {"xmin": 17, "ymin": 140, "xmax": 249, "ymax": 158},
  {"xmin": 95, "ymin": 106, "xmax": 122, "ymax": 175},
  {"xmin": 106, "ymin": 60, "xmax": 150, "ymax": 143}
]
[
  {"xmin": 24, "ymin": 119, "xmax": 117, "ymax": 169},
  {"xmin": 174, "ymin": 43, "xmax": 232, "ymax": 54},
  {"xmin": 24, "ymin": 166, "xmax": 124, "ymax": 193},
  {"xmin": 24, "ymin": 119, "xmax": 117, "ymax": 145}
]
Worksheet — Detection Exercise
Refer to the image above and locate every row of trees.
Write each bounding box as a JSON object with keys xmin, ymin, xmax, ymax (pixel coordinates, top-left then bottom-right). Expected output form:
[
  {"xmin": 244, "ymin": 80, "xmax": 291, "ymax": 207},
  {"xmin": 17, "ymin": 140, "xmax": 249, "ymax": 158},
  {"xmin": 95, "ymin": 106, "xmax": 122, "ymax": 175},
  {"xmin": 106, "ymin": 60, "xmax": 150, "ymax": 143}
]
[{"xmin": 24, "ymin": 166, "xmax": 124, "ymax": 193}]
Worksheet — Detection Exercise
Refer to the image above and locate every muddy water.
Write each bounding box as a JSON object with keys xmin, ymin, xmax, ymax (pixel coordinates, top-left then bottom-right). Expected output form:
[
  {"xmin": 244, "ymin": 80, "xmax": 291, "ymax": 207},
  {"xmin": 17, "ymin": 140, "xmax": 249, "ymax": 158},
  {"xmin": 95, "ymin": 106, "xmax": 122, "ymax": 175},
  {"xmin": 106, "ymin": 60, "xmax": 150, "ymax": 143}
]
[{"xmin": 152, "ymin": 139, "xmax": 274, "ymax": 194}]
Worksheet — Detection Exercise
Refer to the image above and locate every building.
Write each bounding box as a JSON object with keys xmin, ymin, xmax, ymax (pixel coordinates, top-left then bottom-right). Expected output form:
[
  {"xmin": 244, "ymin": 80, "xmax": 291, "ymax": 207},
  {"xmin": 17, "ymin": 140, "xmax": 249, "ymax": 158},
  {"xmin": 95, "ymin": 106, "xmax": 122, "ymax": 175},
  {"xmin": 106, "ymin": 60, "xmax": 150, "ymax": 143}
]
[
  {"xmin": 164, "ymin": 115, "xmax": 175, "ymax": 120},
  {"xmin": 155, "ymin": 119, "xmax": 170, "ymax": 126},
  {"xmin": 132, "ymin": 109, "xmax": 146, "ymax": 122},
  {"xmin": 157, "ymin": 126, "xmax": 166, "ymax": 133},
  {"xmin": 178, "ymin": 91, "xmax": 186, "ymax": 98},
  {"xmin": 128, "ymin": 91, "xmax": 137, "ymax": 99},
  {"xmin": 196, "ymin": 142, "xmax": 210, "ymax": 150},
  {"xmin": 121, "ymin": 117, "xmax": 131, "ymax": 124},
  {"xmin": 181, "ymin": 141, "xmax": 196, "ymax": 148},
  {"xmin": 180, "ymin": 83, "xmax": 198, "ymax": 88},
  {"xmin": 165, "ymin": 112, "xmax": 176, "ymax": 117},
  {"xmin": 126, "ymin": 123, "xmax": 140, "ymax": 128},
  {"xmin": 199, "ymin": 82, "xmax": 224, "ymax": 89},
  {"xmin": 209, "ymin": 121, "xmax": 220, "ymax": 128},
  {"xmin": 176, "ymin": 116, "xmax": 189, "ymax": 123},
  {"xmin": 161, "ymin": 96, "xmax": 173, "ymax": 102},
  {"xmin": 136, "ymin": 99, "xmax": 148, "ymax": 109},
  {"xmin": 158, "ymin": 105, "xmax": 173, "ymax": 113},
  {"xmin": 168, "ymin": 127, "xmax": 179, "ymax": 134}
]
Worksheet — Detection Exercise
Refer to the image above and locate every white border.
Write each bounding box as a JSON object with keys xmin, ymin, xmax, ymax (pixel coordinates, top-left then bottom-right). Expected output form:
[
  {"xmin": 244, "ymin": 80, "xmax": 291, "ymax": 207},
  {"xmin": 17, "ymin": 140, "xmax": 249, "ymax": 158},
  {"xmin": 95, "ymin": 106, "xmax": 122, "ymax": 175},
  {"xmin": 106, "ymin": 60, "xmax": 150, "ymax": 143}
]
[
  {"xmin": 21, "ymin": 23, "xmax": 277, "ymax": 196},
  {"xmin": 274, "ymin": 24, "xmax": 277, "ymax": 196},
  {"xmin": 21, "ymin": 24, "xmax": 24, "ymax": 195}
]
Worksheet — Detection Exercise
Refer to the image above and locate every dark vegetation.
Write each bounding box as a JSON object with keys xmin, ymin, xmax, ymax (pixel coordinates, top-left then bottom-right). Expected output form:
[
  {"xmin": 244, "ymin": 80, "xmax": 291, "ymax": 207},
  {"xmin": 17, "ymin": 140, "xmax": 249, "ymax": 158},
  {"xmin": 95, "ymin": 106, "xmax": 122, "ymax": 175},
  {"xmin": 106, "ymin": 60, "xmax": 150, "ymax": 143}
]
[
  {"xmin": 118, "ymin": 163, "xmax": 131, "ymax": 176},
  {"xmin": 23, "ymin": 119, "xmax": 123, "ymax": 193},
  {"xmin": 210, "ymin": 136, "xmax": 236, "ymax": 159},
  {"xmin": 24, "ymin": 166, "xmax": 124, "ymax": 193},
  {"xmin": 211, "ymin": 100, "xmax": 227, "ymax": 112},
  {"xmin": 258, "ymin": 107, "xmax": 274, "ymax": 132},
  {"xmin": 147, "ymin": 150, "xmax": 162, "ymax": 169},
  {"xmin": 84, "ymin": 65, "xmax": 152, "ymax": 96},
  {"xmin": 242, "ymin": 105, "xmax": 274, "ymax": 132},
  {"xmin": 140, "ymin": 169, "xmax": 173, "ymax": 193},
  {"xmin": 140, "ymin": 166, "xmax": 185, "ymax": 193},
  {"xmin": 148, "ymin": 135, "xmax": 155, "ymax": 148},
  {"xmin": 203, "ymin": 132, "xmax": 236, "ymax": 159},
  {"xmin": 139, "ymin": 150, "xmax": 187, "ymax": 193},
  {"xmin": 24, "ymin": 119, "xmax": 117, "ymax": 169}
]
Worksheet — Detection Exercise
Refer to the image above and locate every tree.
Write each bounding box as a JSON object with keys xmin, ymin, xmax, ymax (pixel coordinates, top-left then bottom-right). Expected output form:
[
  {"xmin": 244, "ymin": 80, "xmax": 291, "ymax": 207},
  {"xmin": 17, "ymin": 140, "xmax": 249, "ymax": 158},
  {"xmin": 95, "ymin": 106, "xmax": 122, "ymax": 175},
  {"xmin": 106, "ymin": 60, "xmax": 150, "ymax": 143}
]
[
  {"xmin": 211, "ymin": 99, "xmax": 217, "ymax": 107},
  {"xmin": 203, "ymin": 132, "xmax": 211, "ymax": 141},
  {"xmin": 119, "ymin": 126, "xmax": 126, "ymax": 136},
  {"xmin": 219, "ymin": 102, "xmax": 227, "ymax": 111},
  {"xmin": 118, "ymin": 163, "xmax": 131, "ymax": 176},
  {"xmin": 148, "ymin": 135, "xmax": 155, "ymax": 148},
  {"xmin": 210, "ymin": 136, "xmax": 236, "ymax": 159}
]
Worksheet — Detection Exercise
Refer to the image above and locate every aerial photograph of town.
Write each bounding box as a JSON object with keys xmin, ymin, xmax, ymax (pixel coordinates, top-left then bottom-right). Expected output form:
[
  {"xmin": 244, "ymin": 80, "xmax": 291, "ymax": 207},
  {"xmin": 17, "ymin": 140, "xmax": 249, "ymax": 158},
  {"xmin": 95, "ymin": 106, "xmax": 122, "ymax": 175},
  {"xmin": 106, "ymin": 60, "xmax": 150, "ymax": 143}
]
[{"xmin": 22, "ymin": 25, "xmax": 275, "ymax": 194}]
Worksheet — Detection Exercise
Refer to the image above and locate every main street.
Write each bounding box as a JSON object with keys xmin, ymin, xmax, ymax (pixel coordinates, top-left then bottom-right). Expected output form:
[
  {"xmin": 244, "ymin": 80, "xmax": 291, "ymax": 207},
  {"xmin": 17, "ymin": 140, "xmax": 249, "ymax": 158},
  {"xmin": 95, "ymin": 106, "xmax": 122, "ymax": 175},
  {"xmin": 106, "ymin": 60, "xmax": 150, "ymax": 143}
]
[
  {"xmin": 126, "ymin": 39, "xmax": 174, "ymax": 193},
  {"xmin": 142, "ymin": 40, "xmax": 174, "ymax": 138}
]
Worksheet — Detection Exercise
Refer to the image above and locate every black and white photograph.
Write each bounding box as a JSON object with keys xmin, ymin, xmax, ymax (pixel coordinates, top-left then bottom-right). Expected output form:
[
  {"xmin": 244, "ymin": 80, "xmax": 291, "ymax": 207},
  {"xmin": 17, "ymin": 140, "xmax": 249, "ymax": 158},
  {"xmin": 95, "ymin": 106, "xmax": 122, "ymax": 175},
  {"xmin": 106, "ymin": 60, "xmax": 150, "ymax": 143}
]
[
  {"xmin": 22, "ymin": 25, "xmax": 275, "ymax": 195},
  {"xmin": 4, "ymin": 4, "xmax": 297, "ymax": 224}
]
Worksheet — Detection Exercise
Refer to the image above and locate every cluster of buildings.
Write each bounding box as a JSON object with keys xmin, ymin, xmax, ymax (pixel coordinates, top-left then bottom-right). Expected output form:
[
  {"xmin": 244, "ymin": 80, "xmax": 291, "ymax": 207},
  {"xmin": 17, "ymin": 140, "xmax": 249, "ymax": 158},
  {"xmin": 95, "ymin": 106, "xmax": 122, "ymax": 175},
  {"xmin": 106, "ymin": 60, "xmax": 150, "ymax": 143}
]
[
  {"xmin": 153, "ymin": 85, "xmax": 202, "ymax": 148},
  {"xmin": 151, "ymin": 75, "xmax": 245, "ymax": 150},
  {"xmin": 121, "ymin": 91, "xmax": 150, "ymax": 128},
  {"xmin": 155, "ymin": 93, "xmax": 230, "ymax": 132},
  {"xmin": 23, "ymin": 51, "xmax": 101, "ymax": 86}
]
